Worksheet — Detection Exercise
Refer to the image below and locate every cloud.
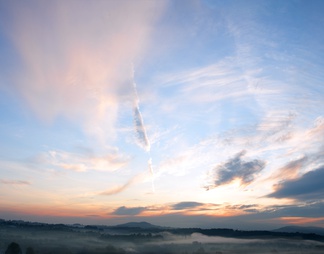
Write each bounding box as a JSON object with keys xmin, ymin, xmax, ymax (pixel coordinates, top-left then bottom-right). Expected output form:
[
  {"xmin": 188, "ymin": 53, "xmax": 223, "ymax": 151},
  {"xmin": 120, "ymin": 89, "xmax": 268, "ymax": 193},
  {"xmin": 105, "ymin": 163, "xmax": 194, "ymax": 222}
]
[
  {"xmin": 132, "ymin": 74, "xmax": 151, "ymax": 152},
  {"xmin": 0, "ymin": 179, "xmax": 31, "ymax": 185},
  {"xmin": 256, "ymin": 111, "xmax": 296, "ymax": 144},
  {"xmin": 227, "ymin": 204, "xmax": 259, "ymax": 211},
  {"xmin": 112, "ymin": 206, "xmax": 146, "ymax": 216},
  {"xmin": 270, "ymin": 156, "xmax": 308, "ymax": 181},
  {"xmin": 99, "ymin": 173, "xmax": 145, "ymax": 196},
  {"xmin": 98, "ymin": 181, "xmax": 133, "ymax": 196},
  {"xmin": 172, "ymin": 201, "xmax": 204, "ymax": 210},
  {"xmin": 265, "ymin": 202, "xmax": 324, "ymax": 219},
  {"xmin": 267, "ymin": 166, "xmax": 324, "ymax": 201},
  {"xmin": 0, "ymin": 0, "xmax": 165, "ymax": 143},
  {"xmin": 158, "ymin": 57, "xmax": 276, "ymax": 106},
  {"xmin": 46, "ymin": 150, "xmax": 128, "ymax": 172},
  {"xmin": 134, "ymin": 104, "xmax": 151, "ymax": 152},
  {"xmin": 205, "ymin": 150, "xmax": 265, "ymax": 190}
]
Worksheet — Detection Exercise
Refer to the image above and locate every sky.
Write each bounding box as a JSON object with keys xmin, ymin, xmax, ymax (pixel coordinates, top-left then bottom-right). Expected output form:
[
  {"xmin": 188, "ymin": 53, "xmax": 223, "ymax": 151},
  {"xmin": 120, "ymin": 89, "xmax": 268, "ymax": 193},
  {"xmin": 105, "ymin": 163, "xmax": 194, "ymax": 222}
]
[{"xmin": 0, "ymin": 0, "xmax": 324, "ymax": 230}]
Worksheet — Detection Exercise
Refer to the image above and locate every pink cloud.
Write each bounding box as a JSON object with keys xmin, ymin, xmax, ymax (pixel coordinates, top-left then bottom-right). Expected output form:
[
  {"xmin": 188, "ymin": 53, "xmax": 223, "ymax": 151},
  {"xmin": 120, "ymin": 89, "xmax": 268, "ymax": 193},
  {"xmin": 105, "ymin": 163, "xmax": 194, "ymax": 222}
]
[{"xmin": 3, "ymin": 0, "xmax": 165, "ymax": 143}]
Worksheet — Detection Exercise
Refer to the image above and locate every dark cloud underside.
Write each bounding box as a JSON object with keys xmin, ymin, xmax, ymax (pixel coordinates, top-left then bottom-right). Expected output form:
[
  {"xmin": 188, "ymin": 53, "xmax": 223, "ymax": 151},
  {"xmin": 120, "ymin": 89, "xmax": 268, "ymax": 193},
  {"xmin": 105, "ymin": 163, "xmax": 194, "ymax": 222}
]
[
  {"xmin": 206, "ymin": 150, "xmax": 265, "ymax": 190},
  {"xmin": 112, "ymin": 206, "xmax": 146, "ymax": 216},
  {"xmin": 268, "ymin": 166, "xmax": 324, "ymax": 201},
  {"xmin": 172, "ymin": 201, "xmax": 203, "ymax": 210}
]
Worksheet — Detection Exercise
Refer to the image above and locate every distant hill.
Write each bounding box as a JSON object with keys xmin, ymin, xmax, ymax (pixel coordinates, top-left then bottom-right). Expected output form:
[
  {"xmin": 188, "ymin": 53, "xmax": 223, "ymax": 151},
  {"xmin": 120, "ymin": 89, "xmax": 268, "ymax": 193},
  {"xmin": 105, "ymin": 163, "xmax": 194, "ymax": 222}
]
[
  {"xmin": 1, "ymin": 219, "xmax": 324, "ymax": 242},
  {"xmin": 115, "ymin": 221, "xmax": 161, "ymax": 229},
  {"xmin": 273, "ymin": 226, "xmax": 324, "ymax": 236}
]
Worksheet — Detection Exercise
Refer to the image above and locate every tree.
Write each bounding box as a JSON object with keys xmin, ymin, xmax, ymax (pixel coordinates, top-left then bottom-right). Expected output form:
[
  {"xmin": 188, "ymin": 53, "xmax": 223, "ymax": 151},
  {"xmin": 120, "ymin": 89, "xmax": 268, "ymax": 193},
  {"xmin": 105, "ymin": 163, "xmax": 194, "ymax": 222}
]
[
  {"xmin": 26, "ymin": 247, "xmax": 35, "ymax": 254},
  {"xmin": 193, "ymin": 247, "xmax": 206, "ymax": 254},
  {"xmin": 5, "ymin": 242, "xmax": 22, "ymax": 254}
]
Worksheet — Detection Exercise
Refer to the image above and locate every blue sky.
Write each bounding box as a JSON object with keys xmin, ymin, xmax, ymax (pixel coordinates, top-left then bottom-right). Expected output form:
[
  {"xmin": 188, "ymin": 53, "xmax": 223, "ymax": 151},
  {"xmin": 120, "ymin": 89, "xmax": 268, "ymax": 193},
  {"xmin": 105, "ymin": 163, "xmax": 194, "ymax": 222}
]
[{"xmin": 0, "ymin": 0, "xmax": 324, "ymax": 229}]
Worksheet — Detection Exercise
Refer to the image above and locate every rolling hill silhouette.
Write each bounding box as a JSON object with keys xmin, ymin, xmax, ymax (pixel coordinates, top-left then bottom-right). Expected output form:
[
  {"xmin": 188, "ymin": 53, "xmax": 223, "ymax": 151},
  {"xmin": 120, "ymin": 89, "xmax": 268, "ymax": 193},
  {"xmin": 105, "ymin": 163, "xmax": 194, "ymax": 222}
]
[
  {"xmin": 115, "ymin": 221, "xmax": 162, "ymax": 229},
  {"xmin": 273, "ymin": 225, "xmax": 324, "ymax": 236}
]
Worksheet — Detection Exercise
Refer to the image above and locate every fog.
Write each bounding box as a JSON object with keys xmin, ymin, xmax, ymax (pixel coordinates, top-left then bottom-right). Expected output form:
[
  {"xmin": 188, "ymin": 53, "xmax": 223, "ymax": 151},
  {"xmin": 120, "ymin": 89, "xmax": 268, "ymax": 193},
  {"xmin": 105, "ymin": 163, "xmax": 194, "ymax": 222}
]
[
  {"xmin": 141, "ymin": 232, "xmax": 324, "ymax": 254},
  {"xmin": 1, "ymin": 222, "xmax": 324, "ymax": 254}
]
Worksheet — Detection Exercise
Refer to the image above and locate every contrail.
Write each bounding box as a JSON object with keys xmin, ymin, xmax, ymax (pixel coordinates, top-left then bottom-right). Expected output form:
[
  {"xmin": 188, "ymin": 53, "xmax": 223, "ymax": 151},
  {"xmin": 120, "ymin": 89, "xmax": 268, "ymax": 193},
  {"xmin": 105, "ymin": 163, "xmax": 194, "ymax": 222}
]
[
  {"xmin": 133, "ymin": 97, "xmax": 150, "ymax": 152},
  {"xmin": 148, "ymin": 158, "xmax": 155, "ymax": 192},
  {"xmin": 131, "ymin": 67, "xmax": 155, "ymax": 192}
]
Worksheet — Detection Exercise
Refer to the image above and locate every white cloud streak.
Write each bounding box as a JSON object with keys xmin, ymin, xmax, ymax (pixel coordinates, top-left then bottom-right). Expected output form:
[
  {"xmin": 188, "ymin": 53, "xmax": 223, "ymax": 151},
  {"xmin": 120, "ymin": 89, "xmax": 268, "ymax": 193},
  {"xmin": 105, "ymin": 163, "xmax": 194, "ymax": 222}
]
[
  {"xmin": 0, "ymin": 179, "xmax": 31, "ymax": 185},
  {"xmin": 45, "ymin": 150, "xmax": 128, "ymax": 172},
  {"xmin": 131, "ymin": 75, "xmax": 155, "ymax": 192},
  {"xmin": 148, "ymin": 158, "xmax": 155, "ymax": 192},
  {"xmin": 133, "ymin": 86, "xmax": 151, "ymax": 152}
]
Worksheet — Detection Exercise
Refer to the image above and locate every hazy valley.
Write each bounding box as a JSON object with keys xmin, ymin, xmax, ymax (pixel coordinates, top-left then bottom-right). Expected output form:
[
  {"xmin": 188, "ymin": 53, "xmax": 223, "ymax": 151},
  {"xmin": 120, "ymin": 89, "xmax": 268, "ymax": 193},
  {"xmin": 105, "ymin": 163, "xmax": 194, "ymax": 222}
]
[{"xmin": 1, "ymin": 219, "xmax": 324, "ymax": 254}]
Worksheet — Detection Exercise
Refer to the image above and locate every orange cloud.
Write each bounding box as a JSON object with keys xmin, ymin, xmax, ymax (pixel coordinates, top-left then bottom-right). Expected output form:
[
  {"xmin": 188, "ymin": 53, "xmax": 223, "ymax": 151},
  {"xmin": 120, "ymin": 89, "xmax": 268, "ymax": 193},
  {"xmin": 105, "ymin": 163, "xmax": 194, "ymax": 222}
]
[
  {"xmin": 0, "ymin": 203, "xmax": 110, "ymax": 219},
  {"xmin": 47, "ymin": 150, "xmax": 129, "ymax": 172},
  {"xmin": 267, "ymin": 156, "xmax": 307, "ymax": 188},
  {"xmin": 278, "ymin": 216, "xmax": 324, "ymax": 226},
  {"xmin": 0, "ymin": 179, "xmax": 31, "ymax": 185},
  {"xmin": 99, "ymin": 173, "xmax": 147, "ymax": 196}
]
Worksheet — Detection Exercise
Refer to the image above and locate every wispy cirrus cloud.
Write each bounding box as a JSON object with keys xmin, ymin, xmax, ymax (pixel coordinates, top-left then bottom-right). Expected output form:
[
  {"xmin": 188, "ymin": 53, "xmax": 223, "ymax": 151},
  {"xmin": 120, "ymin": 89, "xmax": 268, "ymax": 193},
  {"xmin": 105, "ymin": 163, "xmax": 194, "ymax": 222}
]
[
  {"xmin": 158, "ymin": 57, "xmax": 279, "ymax": 107},
  {"xmin": 99, "ymin": 173, "xmax": 146, "ymax": 196},
  {"xmin": 99, "ymin": 179, "xmax": 134, "ymax": 196},
  {"xmin": 270, "ymin": 156, "xmax": 308, "ymax": 182},
  {"xmin": 38, "ymin": 149, "xmax": 129, "ymax": 172},
  {"xmin": 0, "ymin": 179, "xmax": 30, "ymax": 185}
]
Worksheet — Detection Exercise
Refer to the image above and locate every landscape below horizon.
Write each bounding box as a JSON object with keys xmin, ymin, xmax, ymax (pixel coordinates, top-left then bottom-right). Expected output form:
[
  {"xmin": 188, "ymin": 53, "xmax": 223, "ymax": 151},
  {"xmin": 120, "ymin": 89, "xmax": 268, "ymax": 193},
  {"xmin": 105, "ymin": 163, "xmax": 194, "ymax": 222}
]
[
  {"xmin": 1, "ymin": 219, "xmax": 324, "ymax": 254},
  {"xmin": 1, "ymin": 0, "xmax": 324, "ymax": 248}
]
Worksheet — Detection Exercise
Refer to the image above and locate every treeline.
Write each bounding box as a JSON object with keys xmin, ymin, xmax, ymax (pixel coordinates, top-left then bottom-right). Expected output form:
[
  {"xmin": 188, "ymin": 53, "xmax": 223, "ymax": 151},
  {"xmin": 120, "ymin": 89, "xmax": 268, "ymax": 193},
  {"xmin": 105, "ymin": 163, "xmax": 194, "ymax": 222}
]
[
  {"xmin": 3, "ymin": 242, "xmax": 127, "ymax": 254},
  {"xmin": 1, "ymin": 218, "xmax": 324, "ymax": 243},
  {"xmin": 168, "ymin": 227, "xmax": 324, "ymax": 242},
  {"xmin": 0, "ymin": 220, "xmax": 73, "ymax": 232}
]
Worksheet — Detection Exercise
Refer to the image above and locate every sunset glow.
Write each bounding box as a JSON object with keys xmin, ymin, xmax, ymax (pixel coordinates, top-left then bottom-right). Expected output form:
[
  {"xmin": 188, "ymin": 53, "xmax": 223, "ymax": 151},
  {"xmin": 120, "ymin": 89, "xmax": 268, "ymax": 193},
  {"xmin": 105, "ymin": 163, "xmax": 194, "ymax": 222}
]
[{"xmin": 1, "ymin": 0, "xmax": 324, "ymax": 230}]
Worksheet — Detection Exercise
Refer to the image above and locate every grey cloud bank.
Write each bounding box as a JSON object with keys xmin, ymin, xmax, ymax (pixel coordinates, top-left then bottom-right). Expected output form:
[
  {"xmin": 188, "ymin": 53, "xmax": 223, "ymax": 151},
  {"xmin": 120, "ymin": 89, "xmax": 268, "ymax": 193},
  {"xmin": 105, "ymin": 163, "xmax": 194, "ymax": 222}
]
[
  {"xmin": 268, "ymin": 166, "xmax": 324, "ymax": 201},
  {"xmin": 112, "ymin": 206, "xmax": 146, "ymax": 216},
  {"xmin": 172, "ymin": 201, "xmax": 204, "ymax": 210}
]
